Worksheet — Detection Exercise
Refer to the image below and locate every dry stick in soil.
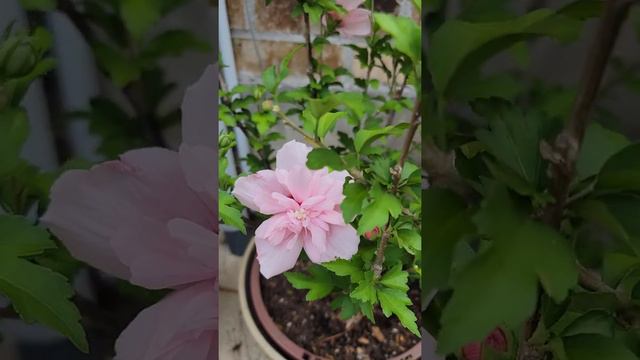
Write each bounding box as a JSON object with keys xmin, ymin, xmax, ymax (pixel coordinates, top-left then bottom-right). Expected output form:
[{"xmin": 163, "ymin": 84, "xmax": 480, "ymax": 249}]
[
  {"xmin": 519, "ymin": 2, "xmax": 634, "ymax": 359},
  {"xmin": 372, "ymin": 99, "xmax": 422, "ymax": 280}
]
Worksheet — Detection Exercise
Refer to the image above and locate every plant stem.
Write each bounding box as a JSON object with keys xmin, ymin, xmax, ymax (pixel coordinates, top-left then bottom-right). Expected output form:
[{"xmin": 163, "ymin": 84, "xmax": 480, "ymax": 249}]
[
  {"xmin": 544, "ymin": 0, "xmax": 632, "ymax": 227},
  {"xmin": 520, "ymin": 2, "xmax": 633, "ymax": 359},
  {"xmin": 372, "ymin": 99, "xmax": 422, "ymax": 280},
  {"xmin": 303, "ymin": 11, "xmax": 317, "ymax": 97}
]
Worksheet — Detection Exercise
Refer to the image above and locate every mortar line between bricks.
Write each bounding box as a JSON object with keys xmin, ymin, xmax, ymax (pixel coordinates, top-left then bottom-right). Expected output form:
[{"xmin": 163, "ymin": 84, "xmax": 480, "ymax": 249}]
[{"xmin": 230, "ymin": 29, "xmax": 368, "ymax": 46}]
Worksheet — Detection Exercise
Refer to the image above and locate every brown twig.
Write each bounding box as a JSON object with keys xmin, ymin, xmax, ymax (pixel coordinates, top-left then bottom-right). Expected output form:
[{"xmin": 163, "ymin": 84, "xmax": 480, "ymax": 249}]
[{"xmin": 543, "ymin": 0, "xmax": 632, "ymax": 228}]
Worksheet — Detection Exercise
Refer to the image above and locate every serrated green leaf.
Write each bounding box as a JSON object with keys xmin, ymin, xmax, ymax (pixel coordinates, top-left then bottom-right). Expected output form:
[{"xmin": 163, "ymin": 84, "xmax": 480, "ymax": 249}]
[
  {"xmin": 219, "ymin": 191, "xmax": 246, "ymax": 234},
  {"xmin": 357, "ymin": 193, "xmax": 402, "ymax": 234},
  {"xmin": 350, "ymin": 278, "xmax": 377, "ymax": 304},
  {"xmin": 379, "ymin": 263, "xmax": 409, "ymax": 291},
  {"xmin": 0, "ymin": 256, "xmax": 88, "ymax": 352},
  {"xmin": 378, "ymin": 287, "xmax": 419, "ymax": 336},
  {"xmin": 438, "ymin": 185, "xmax": 577, "ymax": 354},
  {"xmin": 323, "ymin": 258, "xmax": 363, "ymax": 282},
  {"xmin": 285, "ymin": 266, "xmax": 334, "ymax": 301},
  {"xmin": 0, "ymin": 215, "xmax": 55, "ymax": 257}
]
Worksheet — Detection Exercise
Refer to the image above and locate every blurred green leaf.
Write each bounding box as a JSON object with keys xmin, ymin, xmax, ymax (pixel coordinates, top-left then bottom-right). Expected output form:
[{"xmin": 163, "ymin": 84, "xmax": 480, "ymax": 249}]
[{"xmin": 0, "ymin": 256, "xmax": 88, "ymax": 352}]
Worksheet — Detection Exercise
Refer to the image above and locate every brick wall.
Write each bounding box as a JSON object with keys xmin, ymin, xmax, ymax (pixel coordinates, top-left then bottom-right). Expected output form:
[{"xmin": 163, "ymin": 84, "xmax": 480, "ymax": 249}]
[{"xmin": 225, "ymin": 0, "xmax": 419, "ymax": 92}]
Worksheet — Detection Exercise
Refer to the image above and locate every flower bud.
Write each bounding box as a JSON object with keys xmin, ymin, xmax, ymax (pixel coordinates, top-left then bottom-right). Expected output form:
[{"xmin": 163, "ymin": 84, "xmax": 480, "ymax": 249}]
[
  {"xmin": 461, "ymin": 327, "xmax": 508, "ymax": 360},
  {"xmin": 0, "ymin": 40, "xmax": 36, "ymax": 78},
  {"xmin": 272, "ymin": 104, "xmax": 280, "ymax": 113},
  {"xmin": 261, "ymin": 100, "xmax": 274, "ymax": 112},
  {"xmin": 219, "ymin": 132, "xmax": 235, "ymax": 148},
  {"xmin": 364, "ymin": 227, "xmax": 380, "ymax": 240}
]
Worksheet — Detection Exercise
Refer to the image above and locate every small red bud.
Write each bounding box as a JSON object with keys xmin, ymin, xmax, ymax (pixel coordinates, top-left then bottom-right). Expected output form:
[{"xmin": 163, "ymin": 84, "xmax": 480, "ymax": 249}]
[
  {"xmin": 461, "ymin": 328, "xmax": 508, "ymax": 360},
  {"xmin": 364, "ymin": 227, "xmax": 380, "ymax": 240}
]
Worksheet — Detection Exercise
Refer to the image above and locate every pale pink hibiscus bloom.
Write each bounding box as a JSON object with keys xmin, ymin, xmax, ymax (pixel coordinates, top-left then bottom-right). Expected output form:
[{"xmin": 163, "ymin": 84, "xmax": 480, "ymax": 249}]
[
  {"xmin": 41, "ymin": 66, "xmax": 217, "ymax": 360},
  {"xmin": 331, "ymin": 0, "xmax": 372, "ymax": 37},
  {"xmin": 233, "ymin": 141, "xmax": 359, "ymax": 278}
]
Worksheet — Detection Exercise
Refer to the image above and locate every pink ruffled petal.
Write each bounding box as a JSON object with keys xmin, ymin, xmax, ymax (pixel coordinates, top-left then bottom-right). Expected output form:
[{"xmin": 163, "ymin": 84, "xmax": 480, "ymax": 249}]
[
  {"xmin": 338, "ymin": 8, "xmax": 372, "ymax": 37},
  {"xmin": 255, "ymin": 213, "xmax": 290, "ymax": 246},
  {"xmin": 41, "ymin": 170, "xmax": 131, "ymax": 280},
  {"xmin": 233, "ymin": 170, "xmax": 291, "ymax": 214},
  {"xmin": 256, "ymin": 234, "xmax": 303, "ymax": 279},
  {"xmin": 114, "ymin": 282, "xmax": 217, "ymax": 360},
  {"xmin": 111, "ymin": 217, "xmax": 215, "ymax": 289},
  {"xmin": 304, "ymin": 224, "xmax": 359, "ymax": 263},
  {"xmin": 181, "ymin": 65, "xmax": 216, "ymax": 150},
  {"xmin": 42, "ymin": 148, "xmax": 212, "ymax": 280},
  {"xmin": 275, "ymin": 140, "xmax": 312, "ymax": 171},
  {"xmin": 179, "ymin": 144, "xmax": 216, "ymax": 224}
]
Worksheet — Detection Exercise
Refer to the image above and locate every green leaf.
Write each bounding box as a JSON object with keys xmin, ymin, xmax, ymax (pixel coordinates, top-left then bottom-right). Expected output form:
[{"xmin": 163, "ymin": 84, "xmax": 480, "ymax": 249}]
[
  {"xmin": 341, "ymin": 182, "xmax": 367, "ymax": 223},
  {"xmin": 350, "ymin": 277, "xmax": 377, "ymax": 304},
  {"xmin": 306, "ymin": 148, "xmax": 345, "ymax": 171},
  {"xmin": 323, "ymin": 258, "xmax": 363, "ymax": 282},
  {"xmin": 562, "ymin": 310, "xmax": 614, "ymax": 338},
  {"xmin": 576, "ymin": 123, "xmax": 629, "ymax": 181},
  {"xmin": 596, "ymin": 143, "xmax": 640, "ymax": 192},
  {"xmin": 396, "ymin": 228, "xmax": 421, "ymax": 254},
  {"xmin": 438, "ymin": 185, "xmax": 577, "ymax": 354},
  {"xmin": 378, "ymin": 287, "xmax": 420, "ymax": 336},
  {"xmin": 262, "ymin": 65, "xmax": 277, "ymax": 94},
  {"xmin": 374, "ymin": 13, "xmax": 421, "ymax": 64},
  {"xmin": 120, "ymin": 0, "xmax": 161, "ymax": 39},
  {"xmin": 603, "ymin": 253, "xmax": 640, "ymax": 287},
  {"xmin": 219, "ymin": 191, "xmax": 246, "ymax": 234},
  {"xmin": 354, "ymin": 123, "xmax": 409, "ymax": 153},
  {"xmin": 423, "ymin": 188, "xmax": 475, "ymax": 293},
  {"xmin": 429, "ymin": 9, "xmax": 584, "ymax": 96},
  {"xmin": 19, "ymin": 0, "xmax": 56, "ymax": 11},
  {"xmin": 251, "ymin": 112, "xmax": 277, "ymax": 135},
  {"xmin": 0, "ymin": 216, "xmax": 55, "ymax": 257},
  {"xmin": 564, "ymin": 334, "xmax": 637, "ymax": 360},
  {"xmin": 92, "ymin": 42, "xmax": 140, "ymax": 87},
  {"xmin": 379, "ymin": 263, "xmax": 409, "ymax": 291},
  {"xmin": 0, "ymin": 109, "xmax": 29, "ymax": 176},
  {"xmin": 285, "ymin": 266, "xmax": 334, "ymax": 301},
  {"xmin": 0, "ymin": 256, "xmax": 88, "ymax": 352},
  {"xmin": 357, "ymin": 193, "xmax": 402, "ymax": 234},
  {"xmin": 317, "ymin": 112, "xmax": 346, "ymax": 139},
  {"xmin": 142, "ymin": 30, "xmax": 209, "ymax": 60},
  {"xmin": 476, "ymin": 108, "xmax": 546, "ymax": 185}
]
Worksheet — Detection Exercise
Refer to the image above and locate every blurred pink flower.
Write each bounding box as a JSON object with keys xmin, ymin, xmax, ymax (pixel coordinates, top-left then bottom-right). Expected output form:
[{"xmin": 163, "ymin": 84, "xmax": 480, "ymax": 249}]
[
  {"xmin": 233, "ymin": 140, "xmax": 359, "ymax": 278},
  {"xmin": 461, "ymin": 327, "xmax": 508, "ymax": 360},
  {"xmin": 331, "ymin": 0, "xmax": 371, "ymax": 37},
  {"xmin": 42, "ymin": 66, "xmax": 218, "ymax": 359}
]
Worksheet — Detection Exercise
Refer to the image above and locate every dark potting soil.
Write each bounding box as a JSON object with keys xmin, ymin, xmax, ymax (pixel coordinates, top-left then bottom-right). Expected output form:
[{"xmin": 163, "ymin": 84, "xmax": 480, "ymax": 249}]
[{"xmin": 260, "ymin": 263, "xmax": 422, "ymax": 360}]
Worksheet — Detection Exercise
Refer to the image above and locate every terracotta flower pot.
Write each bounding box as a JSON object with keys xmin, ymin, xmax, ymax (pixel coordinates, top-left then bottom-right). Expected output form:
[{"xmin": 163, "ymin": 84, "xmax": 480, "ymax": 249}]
[{"xmin": 238, "ymin": 239, "xmax": 422, "ymax": 359}]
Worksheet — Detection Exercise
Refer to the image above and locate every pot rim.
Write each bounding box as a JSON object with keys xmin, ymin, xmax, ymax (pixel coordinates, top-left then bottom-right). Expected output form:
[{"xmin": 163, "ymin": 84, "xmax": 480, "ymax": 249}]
[{"xmin": 238, "ymin": 239, "xmax": 422, "ymax": 360}]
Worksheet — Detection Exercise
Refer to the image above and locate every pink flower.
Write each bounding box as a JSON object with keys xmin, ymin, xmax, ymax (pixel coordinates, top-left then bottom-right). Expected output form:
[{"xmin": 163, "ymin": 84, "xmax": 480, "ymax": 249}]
[
  {"xmin": 233, "ymin": 141, "xmax": 359, "ymax": 278},
  {"xmin": 461, "ymin": 327, "xmax": 508, "ymax": 360},
  {"xmin": 42, "ymin": 66, "xmax": 218, "ymax": 359},
  {"xmin": 331, "ymin": 0, "xmax": 371, "ymax": 37}
]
